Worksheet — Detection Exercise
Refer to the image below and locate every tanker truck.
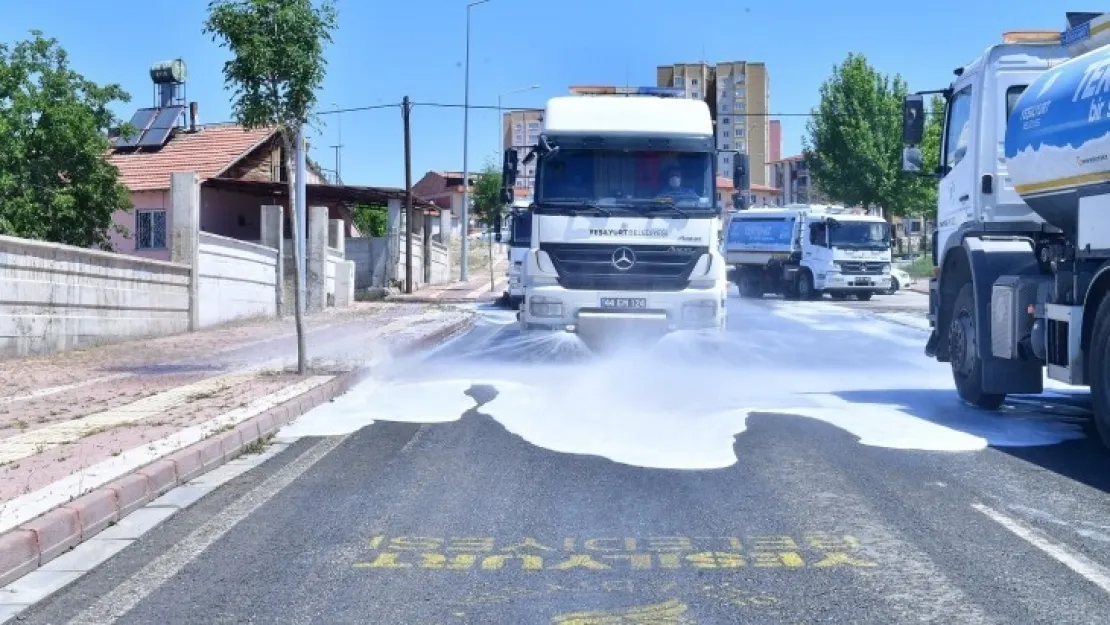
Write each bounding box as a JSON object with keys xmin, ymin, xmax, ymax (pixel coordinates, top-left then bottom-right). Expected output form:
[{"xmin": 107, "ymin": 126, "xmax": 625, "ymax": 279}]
[
  {"xmin": 495, "ymin": 86, "xmax": 730, "ymax": 350},
  {"xmin": 901, "ymin": 13, "xmax": 1110, "ymax": 446}
]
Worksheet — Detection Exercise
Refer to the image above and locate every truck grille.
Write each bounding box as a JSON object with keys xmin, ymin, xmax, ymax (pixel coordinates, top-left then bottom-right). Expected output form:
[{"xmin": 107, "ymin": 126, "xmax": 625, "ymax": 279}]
[
  {"xmin": 539, "ymin": 243, "xmax": 706, "ymax": 291},
  {"xmin": 836, "ymin": 261, "xmax": 885, "ymax": 275}
]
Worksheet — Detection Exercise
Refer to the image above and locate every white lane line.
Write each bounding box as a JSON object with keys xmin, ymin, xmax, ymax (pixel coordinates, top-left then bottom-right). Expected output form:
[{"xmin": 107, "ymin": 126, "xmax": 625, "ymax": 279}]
[
  {"xmin": 67, "ymin": 435, "xmax": 347, "ymax": 625},
  {"xmin": 973, "ymin": 503, "xmax": 1110, "ymax": 594}
]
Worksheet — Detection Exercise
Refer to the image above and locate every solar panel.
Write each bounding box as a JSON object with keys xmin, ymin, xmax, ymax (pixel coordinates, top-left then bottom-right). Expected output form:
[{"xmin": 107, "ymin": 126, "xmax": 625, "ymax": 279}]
[
  {"xmin": 137, "ymin": 105, "xmax": 185, "ymax": 148},
  {"xmin": 115, "ymin": 108, "xmax": 159, "ymax": 148}
]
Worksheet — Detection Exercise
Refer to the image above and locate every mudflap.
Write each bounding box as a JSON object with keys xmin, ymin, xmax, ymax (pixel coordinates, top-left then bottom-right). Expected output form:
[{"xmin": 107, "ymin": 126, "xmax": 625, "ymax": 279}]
[{"xmin": 962, "ymin": 237, "xmax": 1044, "ymax": 395}]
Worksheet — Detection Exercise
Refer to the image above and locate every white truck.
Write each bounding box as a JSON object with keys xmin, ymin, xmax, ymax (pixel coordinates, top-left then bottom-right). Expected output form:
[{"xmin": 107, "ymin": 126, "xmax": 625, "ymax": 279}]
[
  {"xmin": 495, "ymin": 86, "xmax": 730, "ymax": 348},
  {"xmin": 901, "ymin": 13, "xmax": 1110, "ymax": 446},
  {"xmin": 723, "ymin": 204, "xmax": 892, "ymax": 300},
  {"xmin": 499, "ymin": 199, "xmax": 532, "ymax": 309}
]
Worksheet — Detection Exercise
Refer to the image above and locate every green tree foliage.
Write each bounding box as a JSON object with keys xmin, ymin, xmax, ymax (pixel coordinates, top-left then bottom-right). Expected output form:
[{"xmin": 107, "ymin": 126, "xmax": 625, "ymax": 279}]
[
  {"xmin": 352, "ymin": 203, "xmax": 387, "ymax": 238},
  {"xmin": 471, "ymin": 160, "xmax": 504, "ymax": 228},
  {"xmin": 203, "ymin": 0, "xmax": 337, "ymax": 375},
  {"xmin": 0, "ymin": 31, "xmax": 133, "ymax": 249},
  {"xmin": 803, "ymin": 53, "xmax": 940, "ymax": 219}
]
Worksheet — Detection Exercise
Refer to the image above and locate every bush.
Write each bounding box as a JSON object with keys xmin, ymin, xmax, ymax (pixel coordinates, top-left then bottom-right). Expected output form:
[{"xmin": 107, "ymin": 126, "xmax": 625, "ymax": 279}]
[{"xmin": 352, "ymin": 204, "xmax": 388, "ymax": 237}]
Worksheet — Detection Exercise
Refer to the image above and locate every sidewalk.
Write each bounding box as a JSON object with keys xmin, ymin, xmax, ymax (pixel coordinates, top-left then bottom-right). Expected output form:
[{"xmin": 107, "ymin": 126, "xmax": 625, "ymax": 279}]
[
  {"xmin": 0, "ymin": 302, "xmax": 474, "ymax": 585},
  {"xmin": 391, "ymin": 257, "xmax": 509, "ymax": 304}
]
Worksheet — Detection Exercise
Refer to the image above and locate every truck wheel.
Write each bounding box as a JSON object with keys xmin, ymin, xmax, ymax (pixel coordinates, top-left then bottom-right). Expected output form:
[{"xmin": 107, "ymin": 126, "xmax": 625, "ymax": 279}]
[
  {"xmin": 949, "ymin": 282, "xmax": 1006, "ymax": 410},
  {"xmin": 856, "ymin": 291, "xmax": 874, "ymax": 301},
  {"xmin": 1086, "ymin": 295, "xmax": 1110, "ymax": 448},
  {"xmin": 796, "ymin": 271, "xmax": 816, "ymax": 300},
  {"xmin": 885, "ymin": 278, "xmax": 900, "ymax": 295}
]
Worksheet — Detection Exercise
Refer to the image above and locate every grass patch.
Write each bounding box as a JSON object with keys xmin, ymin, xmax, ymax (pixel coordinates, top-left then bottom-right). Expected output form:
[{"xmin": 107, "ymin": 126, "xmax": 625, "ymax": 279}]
[{"xmin": 905, "ymin": 255, "xmax": 934, "ymax": 279}]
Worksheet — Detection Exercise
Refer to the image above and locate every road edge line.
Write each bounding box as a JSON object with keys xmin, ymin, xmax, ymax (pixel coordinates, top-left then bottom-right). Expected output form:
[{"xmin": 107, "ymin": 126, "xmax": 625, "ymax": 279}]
[{"xmin": 0, "ymin": 314, "xmax": 474, "ymax": 590}]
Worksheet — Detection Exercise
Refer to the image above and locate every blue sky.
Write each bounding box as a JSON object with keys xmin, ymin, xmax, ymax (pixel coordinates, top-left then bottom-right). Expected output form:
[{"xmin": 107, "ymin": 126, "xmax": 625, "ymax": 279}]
[{"xmin": 3, "ymin": 1, "xmax": 1060, "ymax": 188}]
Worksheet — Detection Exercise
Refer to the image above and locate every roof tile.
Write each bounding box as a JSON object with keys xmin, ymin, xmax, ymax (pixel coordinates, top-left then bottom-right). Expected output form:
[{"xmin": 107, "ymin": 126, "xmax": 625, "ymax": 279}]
[{"xmin": 108, "ymin": 124, "xmax": 276, "ymax": 191}]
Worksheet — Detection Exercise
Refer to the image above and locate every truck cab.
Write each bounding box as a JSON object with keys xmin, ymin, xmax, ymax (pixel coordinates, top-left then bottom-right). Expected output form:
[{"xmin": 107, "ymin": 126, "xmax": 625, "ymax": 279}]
[
  {"xmin": 497, "ymin": 86, "xmax": 729, "ymax": 347},
  {"xmin": 501, "ymin": 200, "xmax": 532, "ymax": 308}
]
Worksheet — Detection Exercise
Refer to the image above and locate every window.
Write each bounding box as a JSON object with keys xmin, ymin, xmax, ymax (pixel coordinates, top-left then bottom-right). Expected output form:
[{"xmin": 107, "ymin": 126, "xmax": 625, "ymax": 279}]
[
  {"xmin": 944, "ymin": 85, "xmax": 973, "ymax": 168},
  {"xmin": 537, "ymin": 148, "xmax": 714, "ymax": 209},
  {"xmin": 527, "ymin": 121, "xmax": 541, "ymax": 131},
  {"xmin": 135, "ymin": 209, "xmax": 167, "ymax": 250},
  {"xmin": 723, "ymin": 130, "xmax": 730, "ymax": 137},
  {"xmin": 723, "ymin": 155, "xmax": 731, "ymax": 165},
  {"xmin": 1005, "ymin": 85, "xmax": 1027, "ymax": 120},
  {"xmin": 723, "ymin": 143, "xmax": 731, "ymax": 150},
  {"xmin": 692, "ymin": 78, "xmax": 699, "ymax": 86},
  {"xmin": 721, "ymin": 104, "xmax": 730, "ymax": 112},
  {"xmin": 722, "ymin": 117, "xmax": 730, "ymax": 124},
  {"xmin": 736, "ymin": 129, "xmax": 745, "ymax": 138},
  {"xmin": 692, "ymin": 91, "xmax": 700, "ymax": 99}
]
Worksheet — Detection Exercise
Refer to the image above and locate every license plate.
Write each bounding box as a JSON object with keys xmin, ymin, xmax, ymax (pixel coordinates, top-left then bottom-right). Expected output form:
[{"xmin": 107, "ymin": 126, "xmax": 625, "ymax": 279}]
[
  {"xmin": 853, "ymin": 278, "xmax": 871, "ymax": 286},
  {"xmin": 600, "ymin": 297, "xmax": 647, "ymax": 309}
]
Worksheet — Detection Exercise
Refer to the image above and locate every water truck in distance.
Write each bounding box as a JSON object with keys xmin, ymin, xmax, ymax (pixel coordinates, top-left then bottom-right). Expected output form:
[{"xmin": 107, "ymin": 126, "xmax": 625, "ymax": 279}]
[
  {"xmin": 901, "ymin": 13, "xmax": 1110, "ymax": 446},
  {"xmin": 723, "ymin": 204, "xmax": 892, "ymax": 300},
  {"xmin": 494, "ymin": 86, "xmax": 731, "ymax": 351}
]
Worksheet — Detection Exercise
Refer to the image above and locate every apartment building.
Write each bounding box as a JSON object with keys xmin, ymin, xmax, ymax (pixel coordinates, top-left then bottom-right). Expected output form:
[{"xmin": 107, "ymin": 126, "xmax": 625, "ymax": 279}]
[
  {"xmin": 770, "ymin": 155, "xmax": 830, "ymax": 206},
  {"xmin": 501, "ymin": 109, "xmax": 543, "ymax": 198},
  {"xmin": 656, "ymin": 61, "xmax": 771, "ymax": 187}
]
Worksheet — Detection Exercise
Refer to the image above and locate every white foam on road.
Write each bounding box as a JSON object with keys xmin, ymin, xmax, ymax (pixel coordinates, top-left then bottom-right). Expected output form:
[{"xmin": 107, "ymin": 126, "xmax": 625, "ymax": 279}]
[{"xmin": 279, "ymin": 296, "xmax": 1088, "ymax": 468}]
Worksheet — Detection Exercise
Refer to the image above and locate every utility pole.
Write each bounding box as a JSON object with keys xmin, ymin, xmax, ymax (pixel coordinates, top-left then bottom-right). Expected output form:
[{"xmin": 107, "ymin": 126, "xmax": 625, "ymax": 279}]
[
  {"xmin": 403, "ymin": 96, "xmax": 414, "ymax": 294},
  {"xmin": 294, "ymin": 126, "xmax": 308, "ymax": 374}
]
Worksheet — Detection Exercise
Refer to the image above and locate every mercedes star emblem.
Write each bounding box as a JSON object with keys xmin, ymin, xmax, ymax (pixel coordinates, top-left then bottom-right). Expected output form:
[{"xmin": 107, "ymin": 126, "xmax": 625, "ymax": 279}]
[{"xmin": 611, "ymin": 246, "xmax": 636, "ymax": 271}]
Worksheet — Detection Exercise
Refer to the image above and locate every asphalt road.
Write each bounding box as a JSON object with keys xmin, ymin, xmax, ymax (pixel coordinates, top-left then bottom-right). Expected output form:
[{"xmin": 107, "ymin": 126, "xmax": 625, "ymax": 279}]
[{"xmin": 15, "ymin": 294, "xmax": 1110, "ymax": 625}]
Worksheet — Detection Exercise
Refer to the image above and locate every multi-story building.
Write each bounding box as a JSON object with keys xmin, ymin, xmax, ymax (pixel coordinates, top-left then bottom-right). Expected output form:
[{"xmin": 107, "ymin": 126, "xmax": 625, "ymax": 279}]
[
  {"xmin": 770, "ymin": 155, "xmax": 829, "ymax": 206},
  {"xmin": 769, "ymin": 120, "xmax": 781, "ymax": 165},
  {"xmin": 656, "ymin": 61, "xmax": 771, "ymax": 188},
  {"xmin": 501, "ymin": 109, "xmax": 543, "ymax": 199}
]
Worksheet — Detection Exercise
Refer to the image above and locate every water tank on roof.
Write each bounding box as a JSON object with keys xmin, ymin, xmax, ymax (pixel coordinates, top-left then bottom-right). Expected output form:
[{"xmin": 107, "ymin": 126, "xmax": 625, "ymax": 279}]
[{"xmin": 150, "ymin": 59, "xmax": 187, "ymax": 84}]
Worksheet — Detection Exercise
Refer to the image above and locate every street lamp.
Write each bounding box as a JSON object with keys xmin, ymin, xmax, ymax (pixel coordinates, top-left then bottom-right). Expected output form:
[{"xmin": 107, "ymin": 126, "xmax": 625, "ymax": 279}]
[{"xmin": 460, "ymin": 0, "xmax": 491, "ymax": 283}]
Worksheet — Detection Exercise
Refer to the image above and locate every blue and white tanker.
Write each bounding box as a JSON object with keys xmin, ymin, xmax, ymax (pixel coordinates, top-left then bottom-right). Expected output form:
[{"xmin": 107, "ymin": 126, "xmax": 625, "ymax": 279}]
[{"xmin": 901, "ymin": 13, "xmax": 1110, "ymax": 447}]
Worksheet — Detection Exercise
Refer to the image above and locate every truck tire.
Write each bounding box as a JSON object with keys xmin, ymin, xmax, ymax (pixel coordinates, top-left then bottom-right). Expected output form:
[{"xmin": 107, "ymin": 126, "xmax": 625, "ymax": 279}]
[
  {"xmin": 949, "ymin": 282, "xmax": 1006, "ymax": 410},
  {"xmin": 796, "ymin": 270, "xmax": 817, "ymax": 300},
  {"xmin": 1086, "ymin": 294, "xmax": 1110, "ymax": 448},
  {"xmin": 737, "ymin": 271, "xmax": 762, "ymax": 299},
  {"xmin": 856, "ymin": 291, "xmax": 874, "ymax": 301}
]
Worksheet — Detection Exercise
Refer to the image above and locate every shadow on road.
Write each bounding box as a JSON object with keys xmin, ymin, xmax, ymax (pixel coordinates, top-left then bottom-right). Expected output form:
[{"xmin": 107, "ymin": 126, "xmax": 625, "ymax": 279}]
[{"xmin": 830, "ymin": 387, "xmax": 1110, "ymax": 494}]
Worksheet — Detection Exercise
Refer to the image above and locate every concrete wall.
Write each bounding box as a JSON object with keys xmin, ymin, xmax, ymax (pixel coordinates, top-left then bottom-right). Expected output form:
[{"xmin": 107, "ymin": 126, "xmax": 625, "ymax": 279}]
[
  {"xmin": 196, "ymin": 232, "xmax": 279, "ymax": 328},
  {"xmin": 346, "ymin": 237, "xmax": 389, "ymax": 289},
  {"xmin": 0, "ymin": 235, "xmax": 191, "ymax": 357}
]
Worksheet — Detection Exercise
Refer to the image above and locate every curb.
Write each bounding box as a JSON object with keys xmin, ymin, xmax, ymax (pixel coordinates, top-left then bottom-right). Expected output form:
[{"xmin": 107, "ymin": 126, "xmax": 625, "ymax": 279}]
[{"xmin": 0, "ymin": 315, "xmax": 474, "ymax": 588}]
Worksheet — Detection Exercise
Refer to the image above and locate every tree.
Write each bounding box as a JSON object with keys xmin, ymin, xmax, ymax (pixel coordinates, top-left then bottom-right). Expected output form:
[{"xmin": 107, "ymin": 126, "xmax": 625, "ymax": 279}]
[
  {"xmin": 203, "ymin": 0, "xmax": 338, "ymax": 375},
  {"xmin": 803, "ymin": 53, "xmax": 936, "ymax": 220},
  {"xmin": 352, "ymin": 203, "xmax": 387, "ymax": 238},
  {"xmin": 0, "ymin": 31, "xmax": 133, "ymax": 249},
  {"xmin": 471, "ymin": 161, "xmax": 503, "ymax": 290}
]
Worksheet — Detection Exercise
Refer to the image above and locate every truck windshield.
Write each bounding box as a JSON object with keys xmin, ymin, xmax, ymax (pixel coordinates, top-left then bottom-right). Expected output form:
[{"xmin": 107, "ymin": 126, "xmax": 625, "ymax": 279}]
[
  {"xmin": 536, "ymin": 149, "xmax": 714, "ymax": 212},
  {"xmin": 828, "ymin": 221, "xmax": 890, "ymax": 250},
  {"xmin": 510, "ymin": 212, "xmax": 531, "ymax": 246}
]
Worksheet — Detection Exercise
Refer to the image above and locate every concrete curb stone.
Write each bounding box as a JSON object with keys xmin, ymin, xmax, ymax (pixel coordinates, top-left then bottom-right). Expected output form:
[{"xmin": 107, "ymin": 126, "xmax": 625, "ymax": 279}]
[{"xmin": 0, "ymin": 314, "xmax": 473, "ymax": 587}]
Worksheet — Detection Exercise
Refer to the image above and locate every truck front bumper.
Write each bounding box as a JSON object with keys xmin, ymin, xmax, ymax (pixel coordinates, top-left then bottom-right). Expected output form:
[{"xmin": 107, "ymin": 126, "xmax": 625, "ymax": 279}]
[
  {"xmin": 816, "ymin": 273, "xmax": 891, "ymax": 291},
  {"xmin": 518, "ymin": 285, "xmax": 727, "ymax": 335}
]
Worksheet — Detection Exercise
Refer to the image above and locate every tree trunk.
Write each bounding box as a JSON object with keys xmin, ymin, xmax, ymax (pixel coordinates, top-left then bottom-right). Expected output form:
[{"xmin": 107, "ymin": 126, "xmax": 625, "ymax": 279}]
[{"xmin": 283, "ymin": 132, "xmax": 307, "ymax": 375}]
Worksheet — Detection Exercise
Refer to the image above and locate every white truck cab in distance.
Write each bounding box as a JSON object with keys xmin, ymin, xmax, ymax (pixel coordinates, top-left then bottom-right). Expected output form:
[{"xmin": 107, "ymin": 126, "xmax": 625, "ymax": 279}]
[
  {"xmin": 724, "ymin": 204, "xmax": 892, "ymax": 300},
  {"xmin": 494, "ymin": 87, "xmax": 729, "ymax": 346}
]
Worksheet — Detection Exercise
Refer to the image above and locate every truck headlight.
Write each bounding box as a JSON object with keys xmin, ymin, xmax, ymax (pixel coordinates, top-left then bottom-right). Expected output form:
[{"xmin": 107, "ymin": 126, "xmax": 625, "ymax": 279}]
[
  {"xmin": 681, "ymin": 299, "xmax": 718, "ymax": 322},
  {"xmin": 882, "ymin": 265, "xmax": 891, "ymax": 274},
  {"xmin": 529, "ymin": 295, "xmax": 563, "ymax": 318}
]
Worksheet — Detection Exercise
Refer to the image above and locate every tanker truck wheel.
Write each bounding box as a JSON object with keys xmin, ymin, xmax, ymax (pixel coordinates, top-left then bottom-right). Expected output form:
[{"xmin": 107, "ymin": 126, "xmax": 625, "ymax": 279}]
[
  {"xmin": 1086, "ymin": 295, "xmax": 1110, "ymax": 448},
  {"xmin": 949, "ymin": 283, "xmax": 1005, "ymax": 410}
]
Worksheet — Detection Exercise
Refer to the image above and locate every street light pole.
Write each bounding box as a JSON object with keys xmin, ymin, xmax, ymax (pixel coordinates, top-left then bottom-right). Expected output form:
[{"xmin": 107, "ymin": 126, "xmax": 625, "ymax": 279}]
[
  {"xmin": 330, "ymin": 102, "xmax": 342, "ymax": 184},
  {"xmin": 460, "ymin": 0, "xmax": 490, "ymax": 283}
]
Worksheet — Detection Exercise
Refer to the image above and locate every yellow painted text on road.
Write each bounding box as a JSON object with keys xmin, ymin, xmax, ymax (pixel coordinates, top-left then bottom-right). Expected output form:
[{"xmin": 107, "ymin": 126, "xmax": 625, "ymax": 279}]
[{"xmin": 352, "ymin": 533, "xmax": 877, "ymax": 570}]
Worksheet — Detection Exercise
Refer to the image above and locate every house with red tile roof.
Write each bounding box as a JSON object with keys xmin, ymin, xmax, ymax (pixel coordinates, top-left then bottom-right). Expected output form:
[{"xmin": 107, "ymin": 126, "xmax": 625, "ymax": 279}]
[{"xmin": 106, "ymin": 121, "xmax": 333, "ymax": 261}]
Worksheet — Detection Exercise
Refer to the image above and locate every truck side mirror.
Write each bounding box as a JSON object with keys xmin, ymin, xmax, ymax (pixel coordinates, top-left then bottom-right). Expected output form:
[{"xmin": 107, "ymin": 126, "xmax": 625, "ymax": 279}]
[
  {"xmin": 500, "ymin": 188, "xmax": 514, "ymax": 205},
  {"xmin": 902, "ymin": 146, "xmax": 923, "ymax": 173},
  {"xmin": 902, "ymin": 95, "xmax": 925, "ymax": 145},
  {"xmin": 502, "ymin": 147, "xmax": 519, "ymax": 187},
  {"xmin": 732, "ymin": 153, "xmax": 750, "ymax": 192}
]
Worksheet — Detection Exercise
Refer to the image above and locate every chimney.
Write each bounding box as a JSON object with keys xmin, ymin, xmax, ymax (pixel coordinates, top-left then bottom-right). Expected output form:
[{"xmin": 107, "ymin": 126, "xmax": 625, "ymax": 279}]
[{"xmin": 189, "ymin": 102, "xmax": 198, "ymax": 132}]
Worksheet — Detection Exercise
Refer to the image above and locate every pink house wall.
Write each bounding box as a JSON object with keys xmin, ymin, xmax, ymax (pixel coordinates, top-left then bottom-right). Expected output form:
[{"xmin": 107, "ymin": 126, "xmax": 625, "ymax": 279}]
[{"xmin": 110, "ymin": 190, "xmax": 172, "ymax": 262}]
